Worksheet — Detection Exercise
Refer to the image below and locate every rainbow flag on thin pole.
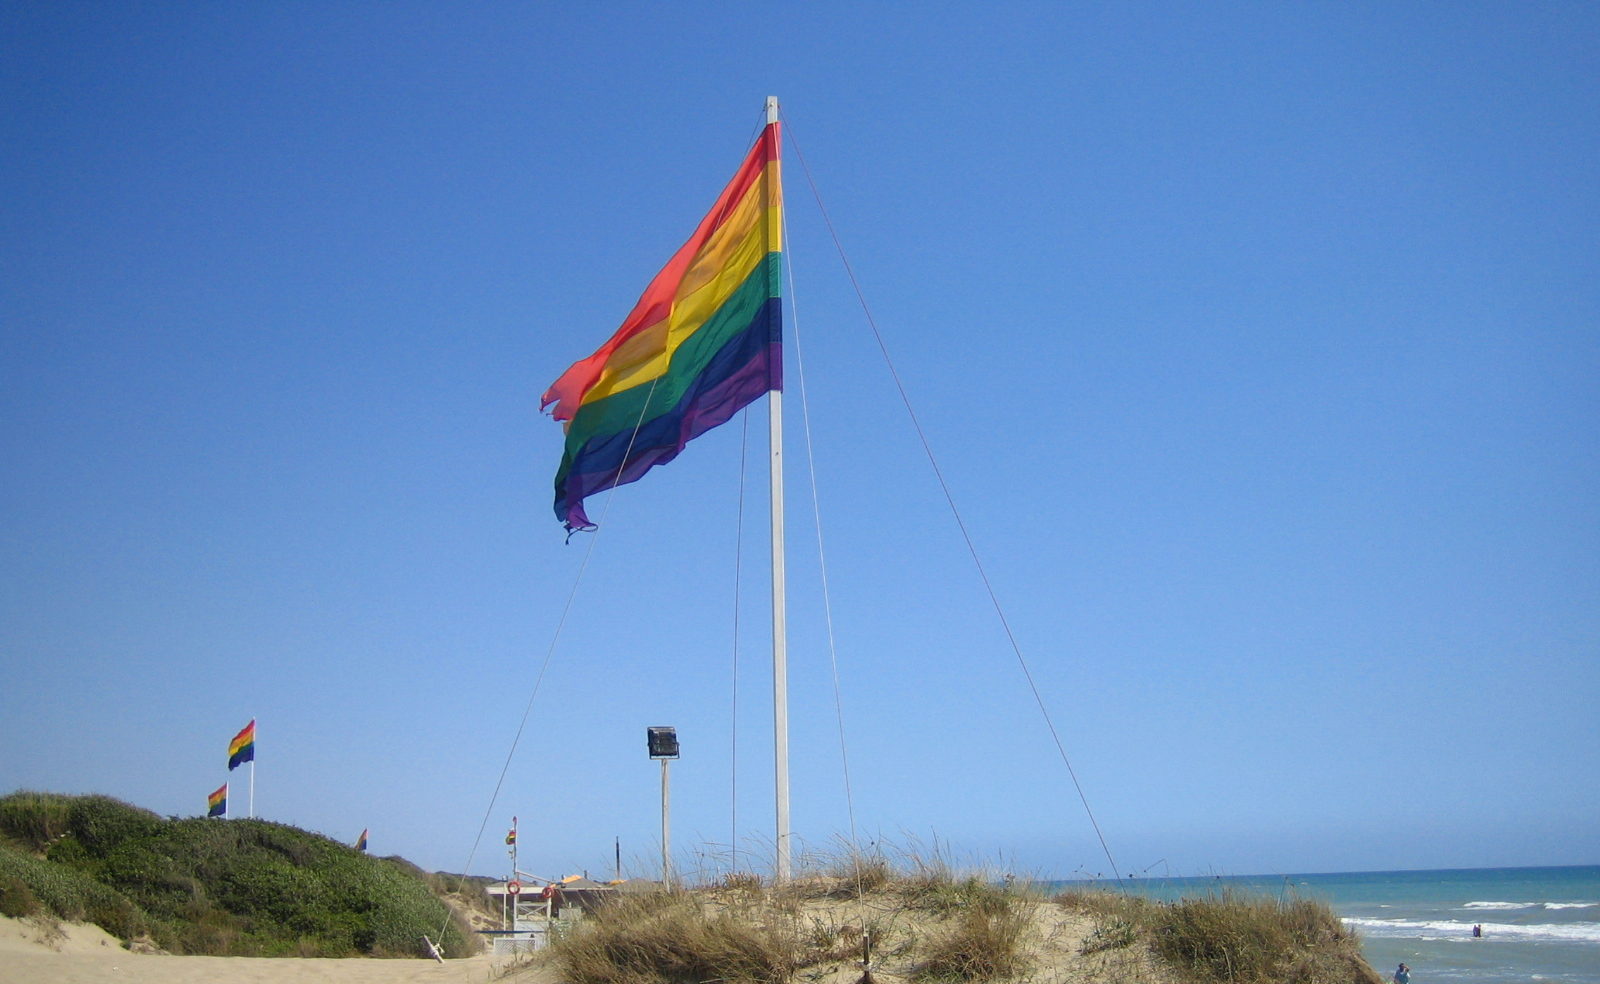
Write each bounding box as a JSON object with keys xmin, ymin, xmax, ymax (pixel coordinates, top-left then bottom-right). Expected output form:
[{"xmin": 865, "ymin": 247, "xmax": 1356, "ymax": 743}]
[
  {"xmin": 227, "ymin": 719, "xmax": 255, "ymax": 769},
  {"xmin": 543, "ymin": 98, "xmax": 794, "ymax": 882},
  {"xmin": 542, "ymin": 106, "xmax": 783, "ymax": 533},
  {"xmin": 227, "ymin": 719, "xmax": 256, "ymax": 818},
  {"xmin": 355, "ymin": 828, "xmax": 368, "ymax": 852},
  {"xmin": 207, "ymin": 783, "xmax": 227, "ymax": 818}
]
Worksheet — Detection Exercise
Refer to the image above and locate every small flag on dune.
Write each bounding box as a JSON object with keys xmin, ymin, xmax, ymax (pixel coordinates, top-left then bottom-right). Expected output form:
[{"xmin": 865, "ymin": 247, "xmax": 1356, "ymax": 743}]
[
  {"xmin": 207, "ymin": 783, "xmax": 227, "ymax": 817},
  {"xmin": 355, "ymin": 828, "xmax": 368, "ymax": 851},
  {"xmin": 542, "ymin": 116, "xmax": 783, "ymax": 532},
  {"xmin": 228, "ymin": 719, "xmax": 256, "ymax": 770}
]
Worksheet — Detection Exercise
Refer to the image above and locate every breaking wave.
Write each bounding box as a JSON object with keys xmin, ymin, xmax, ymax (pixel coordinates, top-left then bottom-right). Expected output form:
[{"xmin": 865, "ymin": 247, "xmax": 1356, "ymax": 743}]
[
  {"xmin": 1461, "ymin": 901, "xmax": 1599, "ymax": 912},
  {"xmin": 1344, "ymin": 917, "xmax": 1600, "ymax": 944}
]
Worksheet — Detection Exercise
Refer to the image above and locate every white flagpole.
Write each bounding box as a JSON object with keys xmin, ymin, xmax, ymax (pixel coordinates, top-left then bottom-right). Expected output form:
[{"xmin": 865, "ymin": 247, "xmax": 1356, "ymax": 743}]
[
  {"xmin": 249, "ymin": 719, "xmax": 256, "ymax": 819},
  {"xmin": 661, "ymin": 757, "xmax": 672, "ymax": 887},
  {"xmin": 766, "ymin": 94, "xmax": 792, "ymax": 883}
]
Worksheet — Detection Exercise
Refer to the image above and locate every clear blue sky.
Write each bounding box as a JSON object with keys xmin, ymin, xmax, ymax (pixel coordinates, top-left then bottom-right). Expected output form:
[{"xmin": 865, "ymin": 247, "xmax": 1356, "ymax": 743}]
[{"xmin": 3, "ymin": 2, "xmax": 1596, "ymax": 881}]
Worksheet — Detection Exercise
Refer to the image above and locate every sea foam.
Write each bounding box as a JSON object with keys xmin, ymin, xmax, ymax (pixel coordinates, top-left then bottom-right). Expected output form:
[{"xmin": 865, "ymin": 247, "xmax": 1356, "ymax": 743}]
[
  {"xmin": 1344, "ymin": 917, "xmax": 1600, "ymax": 944},
  {"xmin": 1463, "ymin": 901, "xmax": 1536, "ymax": 910},
  {"xmin": 1460, "ymin": 900, "xmax": 1598, "ymax": 912}
]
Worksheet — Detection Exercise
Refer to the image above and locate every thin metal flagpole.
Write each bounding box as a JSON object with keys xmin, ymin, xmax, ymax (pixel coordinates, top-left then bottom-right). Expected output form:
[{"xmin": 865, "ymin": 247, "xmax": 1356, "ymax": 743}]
[
  {"xmin": 766, "ymin": 94, "xmax": 792, "ymax": 884},
  {"xmin": 249, "ymin": 720, "xmax": 256, "ymax": 819}
]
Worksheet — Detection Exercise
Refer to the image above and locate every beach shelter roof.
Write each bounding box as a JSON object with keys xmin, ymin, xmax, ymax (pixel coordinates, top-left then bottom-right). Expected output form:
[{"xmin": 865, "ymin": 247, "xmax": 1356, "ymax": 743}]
[{"xmin": 557, "ymin": 875, "xmax": 609, "ymax": 890}]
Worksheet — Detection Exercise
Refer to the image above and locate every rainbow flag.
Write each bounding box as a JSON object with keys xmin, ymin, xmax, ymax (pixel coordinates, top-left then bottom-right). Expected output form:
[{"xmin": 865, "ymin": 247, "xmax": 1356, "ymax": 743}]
[
  {"xmin": 355, "ymin": 828, "xmax": 368, "ymax": 851},
  {"xmin": 207, "ymin": 783, "xmax": 227, "ymax": 817},
  {"xmin": 542, "ymin": 117, "xmax": 783, "ymax": 532},
  {"xmin": 228, "ymin": 719, "xmax": 256, "ymax": 770}
]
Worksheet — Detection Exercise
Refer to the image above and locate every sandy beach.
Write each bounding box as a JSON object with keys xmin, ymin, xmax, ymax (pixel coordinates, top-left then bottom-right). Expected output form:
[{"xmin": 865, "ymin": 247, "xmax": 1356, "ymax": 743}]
[{"xmin": 0, "ymin": 914, "xmax": 555, "ymax": 984}]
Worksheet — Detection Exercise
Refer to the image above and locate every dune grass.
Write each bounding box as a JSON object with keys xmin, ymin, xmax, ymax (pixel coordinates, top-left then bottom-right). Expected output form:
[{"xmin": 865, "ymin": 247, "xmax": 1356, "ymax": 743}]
[
  {"xmin": 1152, "ymin": 892, "xmax": 1377, "ymax": 984},
  {"xmin": 554, "ymin": 889, "xmax": 797, "ymax": 984},
  {"xmin": 549, "ymin": 851, "xmax": 1379, "ymax": 984},
  {"xmin": 1057, "ymin": 887, "xmax": 1381, "ymax": 984},
  {"xmin": 914, "ymin": 901, "xmax": 1033, "ymax": 982},
  {"xmin": 551, "ymin": 852, "xmax": 1037, "ymax": 984}
]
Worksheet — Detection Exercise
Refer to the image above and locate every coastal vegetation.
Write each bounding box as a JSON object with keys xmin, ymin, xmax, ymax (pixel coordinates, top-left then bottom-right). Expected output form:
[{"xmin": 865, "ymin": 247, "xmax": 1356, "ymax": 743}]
[
  {"xmin": 546, "ymin": 852, "xmax": 1383, "ymax": 984},
  {"xmin": 2, "ymin": 791, "xmax": 1382, "ymax": 982},
  {"xmin": 0, "ymin": 790, "xmax": 475, "ymax": 957},
  {"xmin": 1057, "ymin": 886, "xmax": 1383, "ymax": 984}
]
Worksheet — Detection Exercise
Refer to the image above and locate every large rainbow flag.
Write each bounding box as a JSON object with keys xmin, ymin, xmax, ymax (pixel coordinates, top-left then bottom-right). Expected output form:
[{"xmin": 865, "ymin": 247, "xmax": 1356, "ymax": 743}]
[{"xmin": 543, "ymin": 118, "xmax": 783, "ymax": 532}]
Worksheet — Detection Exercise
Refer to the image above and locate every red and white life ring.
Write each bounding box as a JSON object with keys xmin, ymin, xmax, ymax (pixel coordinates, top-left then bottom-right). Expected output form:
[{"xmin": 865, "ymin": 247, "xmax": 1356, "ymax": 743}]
[{"xmin": 506, "ymin": 880, "xmax": 522, "ymax": 896}]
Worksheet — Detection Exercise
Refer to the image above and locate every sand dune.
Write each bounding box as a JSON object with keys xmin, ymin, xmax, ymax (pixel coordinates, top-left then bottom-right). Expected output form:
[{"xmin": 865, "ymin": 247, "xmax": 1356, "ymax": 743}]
[{"xmin": 0, "ymin": 914, "xmax": 553, "ymax": 984}]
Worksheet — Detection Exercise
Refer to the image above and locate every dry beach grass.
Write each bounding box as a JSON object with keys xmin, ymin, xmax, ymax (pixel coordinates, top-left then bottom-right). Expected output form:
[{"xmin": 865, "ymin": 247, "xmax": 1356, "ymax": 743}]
[{"xmin": 533, "ymin": 857, "xmax": 1382, "ymax": 984}]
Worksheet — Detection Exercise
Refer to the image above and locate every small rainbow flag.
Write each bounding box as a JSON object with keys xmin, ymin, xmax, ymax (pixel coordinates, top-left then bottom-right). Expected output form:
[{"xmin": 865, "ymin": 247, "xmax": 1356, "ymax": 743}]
[
  {"xmin": 543, "ymin": 116, "xmax": 783, "ymax": 532},
  {"xmin": 228, "ymin": 719, "xmax": 255, "ymax": 770},
  {"xmin": 207, "ymin": 783, "xmax": 227, "ymax": 817},
  {"xmin": 355, "ymin": 828, "xmax": 368, "ymax": 852}
]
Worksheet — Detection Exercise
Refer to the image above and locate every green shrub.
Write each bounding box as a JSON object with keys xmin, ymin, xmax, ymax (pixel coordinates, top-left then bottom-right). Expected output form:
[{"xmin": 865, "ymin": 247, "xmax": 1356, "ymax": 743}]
[
  {"xmin": 0, "ymin": 872, "xmax": 41, "ymax": 917},
  {"xmin": 86, "ymin": 892, "xmax": 149, "ymax": 940},
  {"xmin": 0, "ymin": 840, "xmax": 149, "ymax": 936},
  {"xmin": 0, "ymin": 793, "xmax": 475, "ymax": 959},
  {"xmin": 0, "ymin": 791, "xmax": 73, "ymax": 852},
  {"xmin": 65, "ymin": 795, "xmax": 163, "ymax": 856},
  {"xmin": 43, "ymin": 833, "xmax": 94, "ymax": 870},
  {"xmin": 171, "ymin": 903, "xmax": 246, "ymax": 954},
  {"xmin": 1078, "ymin": 915, "xmax": 1138, "ymax": 954}
]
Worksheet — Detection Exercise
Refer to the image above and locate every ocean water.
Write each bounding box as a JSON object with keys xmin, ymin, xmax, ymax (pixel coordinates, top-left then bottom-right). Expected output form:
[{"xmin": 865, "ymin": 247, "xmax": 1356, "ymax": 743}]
[{"xmin": 1050, "ymin": 865, "xmax": 1600, "ymax": 984}]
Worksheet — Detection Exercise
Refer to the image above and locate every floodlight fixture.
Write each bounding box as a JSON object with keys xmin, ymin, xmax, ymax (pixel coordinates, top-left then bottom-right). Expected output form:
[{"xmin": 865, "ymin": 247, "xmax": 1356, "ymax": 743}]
[{"xmin": 647, "ymin": 726, "xmax": 680, "ymax": 760}]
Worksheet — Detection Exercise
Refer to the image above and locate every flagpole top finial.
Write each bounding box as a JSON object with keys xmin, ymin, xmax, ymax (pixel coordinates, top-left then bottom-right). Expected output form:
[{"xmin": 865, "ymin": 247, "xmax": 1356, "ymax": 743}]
[{"xmin": 766, "ymin": 97, "xmax": 778, "ymax": 124}]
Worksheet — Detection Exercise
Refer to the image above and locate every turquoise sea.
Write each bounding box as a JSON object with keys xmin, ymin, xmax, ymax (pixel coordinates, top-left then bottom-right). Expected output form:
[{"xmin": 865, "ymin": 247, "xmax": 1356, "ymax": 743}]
[{"xmin": 1051, "ymin": 865, "xmax": 1600, "ymax": 984}]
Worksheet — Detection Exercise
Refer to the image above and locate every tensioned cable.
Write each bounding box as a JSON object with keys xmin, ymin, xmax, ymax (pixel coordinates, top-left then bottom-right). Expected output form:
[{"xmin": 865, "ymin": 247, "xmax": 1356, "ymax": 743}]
[
  {"xmin": 441, "ymin": 377, "xmax": 666, "ymax": 939},
  {"xmin": 784, "ymin": 119, "xmax": 1123, "ymax": 883}
]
